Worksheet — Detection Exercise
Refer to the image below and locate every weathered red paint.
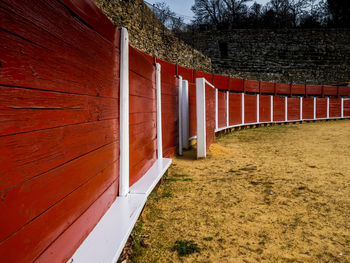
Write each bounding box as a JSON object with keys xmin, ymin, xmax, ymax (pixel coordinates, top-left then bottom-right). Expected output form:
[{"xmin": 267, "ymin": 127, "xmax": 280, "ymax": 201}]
[
  {"xmin": 213, "ymin": 75, "xmax": 229, "ymax": 90},
  {"xmin": 244, "ymin": 94, "xmax": 257, "ymax": 124},
  {"xmin": 217, "ymin": 91, "xmax": 227, "ymax": 128},
  {"xmin": 273, "ymin": 96, "xmax": 285, "ymax": 121},
  {"xmin": 329, "ymin": 99, "xmax": 341, "ymax": 118},
  {"xmin": 306, "ymin": 85, "xmax": 322, "ymax": 96},
  {"xmin": 276, "ymin": 83, "xmax": 291, "ymax": 95},
  {"xmin": 259, "ymin": 95, "xmax": 271, "ymax": 122},
  {"xmin": 344, "ymin": 99, "xmax": 350, "ymax": 117},
  {"xmin": 291, "ymin": 84, "xmax": 305, "ymax": 96},
  {"xmin": 316, "ymin": 98, "xmax": 327, "ymax": 119},
  {"xmin": 287, "ymin": 98, "xmax": 300, "ymax": 121},
  {"xmin": 302, "ymin": 98, "xmax": 314, "ymax": 119},
  {"xmin": 229, "ymin": 77, "xmax": 244, "ymax": 92},
  {"xmin": 229, "ymin": 93, "xmax": 242, "ymax": 125},
  {"xmin": 205, "ymin": 84, "xmax": 215, "ymax": 149},
  {"xmin": 245, "ymin": 80, "xmax": 259, "ymax": 93},
  {"xmin": 260, "ymin": 81, "xmax": 275, "ymax": 94},
  {"xmin": 178, "ymin": 66, "xmax": 194, "ymax": 83}
]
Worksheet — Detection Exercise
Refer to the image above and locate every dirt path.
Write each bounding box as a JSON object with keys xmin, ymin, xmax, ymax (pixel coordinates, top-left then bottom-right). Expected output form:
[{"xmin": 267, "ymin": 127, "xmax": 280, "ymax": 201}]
[{"xmin": 126, "ymin": 120, "xmax": 350, "ymax": 263}]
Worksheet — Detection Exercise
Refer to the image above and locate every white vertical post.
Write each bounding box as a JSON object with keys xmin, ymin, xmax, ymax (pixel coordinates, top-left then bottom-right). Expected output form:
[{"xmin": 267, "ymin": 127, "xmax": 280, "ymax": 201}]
[
  {"xmin": 313, "ymin": 97, "xmax": 316, "ymax": 120},
  {"xmin": 196, "ymin": 78, "xmax": 206, "ymax": 158},
  {"xmin": 270, "ymin": 96, "xmax": 273, "ymax": 122},
  {"xmin": 182, "ymin": 80, "xmax": 189, "ymax": 149},
  {"xmin": 156, "ymin": 63, "xmax": 163, "ymax": 160},
  {"xmin": 215, "ymin": 89, "xmax": 218, "ymax": 130},
  {"xmin": 241, "ymin": 93, "xmax": 245, "ymax": 124},
  {"xmin": 257, "ymin": 94, "xmax": 260, "ymax": 123},
  {"xmin": 341, "ymin": 97, "xmax": 344, "ymax": 118},
  {"xmin": 226, "ymin": 91, "xmax": 229, "ymax": 127},
  {"xmin": 285, "ymin": 96, "xmax": 288, "ymax": 122},
  {"xmin": 178, "ymin": 76, "xmax": 183, "ymax": 155},
  {"xmin": 326, "ymin": 97, "xmax": 330, "ymax": 119},
  {"xmin": 300, "ymin": 97, "xmax": 303, "ymax": 120},
  {"xmin": 119, "ymin": 28, "xmax": 129, "ymax": 197}
]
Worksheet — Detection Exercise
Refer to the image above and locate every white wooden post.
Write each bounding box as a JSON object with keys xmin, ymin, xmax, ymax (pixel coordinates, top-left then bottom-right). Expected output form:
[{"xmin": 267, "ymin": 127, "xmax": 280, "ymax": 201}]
[
  {"xmin": 119, "ymin": 28, "xmax": 129, "ymax": 197},
  {"xmin": 313, "ymin": 97, "xmax": 316, "ymax": 120},
  {"xmin": 257, "ymin": 94, "xmax": 260, "ymax": 123},
  {"xmin": 270, "ymin": 96, "xmax": 273, "ymax": 122},
  {"xmin": 178, "ymin": 76, "xmax": 183, "ymax": 155},
  {"xmin": 182, "ymin": 80, "xmax": 189, "ymax": 149},
  {"xmin": 327, "ymin": 97, "xmax": 330, "ymax": 119},
  {"xmin": 226, "ymin": 91, "xmax": 229, "ymax": 127},
  {"xmin": 285, "ymin": 96, "xmax": 288, "ymax": 122},
  {"xmin": 196, "ymin": 78, "xmax": 206, "ymax": 158},
  {"xmin": 156, "ymin": 63, "xmax": 163, "ymax": 160},
  {"xmin": 341, "ymin": 98, "xmax": 344, "ymax": 118},
  {"xmin": 242, "ymin": 93, "xmax": 245, "ymax": 124},
  {"xmin": 215, "ymin": 89, "xmax": 218, "ymax": 130},
  {"xmin": 300, "ymin": 97, "xmax": 303, "ymax": 120}
]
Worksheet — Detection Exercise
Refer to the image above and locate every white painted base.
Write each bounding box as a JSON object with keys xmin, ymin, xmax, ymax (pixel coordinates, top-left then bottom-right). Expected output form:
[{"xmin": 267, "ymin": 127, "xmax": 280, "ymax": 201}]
[{"xmin": 69, "ymin": 158, "xmax": 172, "ymax": 263}]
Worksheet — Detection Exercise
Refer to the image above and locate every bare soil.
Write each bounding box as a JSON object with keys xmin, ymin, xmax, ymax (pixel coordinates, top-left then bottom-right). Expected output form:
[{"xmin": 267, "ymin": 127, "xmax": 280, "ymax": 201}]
[{"xmin": 127, "ymin": 120, "xmax": 350, "ymax": 263}]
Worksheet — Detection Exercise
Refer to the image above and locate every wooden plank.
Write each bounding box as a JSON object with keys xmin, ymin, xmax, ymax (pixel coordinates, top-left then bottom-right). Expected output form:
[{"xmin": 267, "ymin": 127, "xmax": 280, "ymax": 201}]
[
  {"xmin": 302, "ymin": 98, "xmax": 314, "ymax": 119},
  {"xmin": 306, "ymin": 85, "xmax": 322, "ymax": 96},
  {"xmin": 245, "ymin": 80, "xmax": 259, "ymax": 93},
  {"xmin": 276, "ymin": 83, "xmax": 290, "ymax": 95},
  {"xmin": 259, "ymin": 95, "xmax": 270, "ymax": 122},
  {"xmin": 287, "ymin": 98, "xmax": 300, "ymax": 121},
  {"xmin": 344, "ymin": 99, "xmax": 350, "ymax": 117},
  {"xmin": 129, "ymin": 46, "xmax": 155, "ymax": 82},
  {"xmin": 244, "ymin": 94, "xmax": 257, "ymax": 124},
  {"xmin": 0, "ymin": 162, "xmax": 118, "ymax": 263},
  {"xmin": 0, "ymin": 142, "xmax": 118, "ymax": 242},
  {"xmin": 273, "ymin": 96, "xmax": 285, "ymax": 121},
  {"xmin": 260, "ymin": 81, "xmax": 275, "ymax": 94},
  {"xmin": 0, "ymin": 14, "xmax": 118, "ymax": 97},
  {"xmin": 129, "ymin": 71, "xmax": 155, "ymax": 99},
  {"xmin": 0, "ymin": 119, "xmax": 118, "ymax": 191},
  {"xmin": 35, "ymin": 181, "xmax": 118, "ymax": 263},
  {"xmin": 0, "ymin": 86, "xmax": 118, "ymax": 136},
  {"xmin": 213, "ymin": 75, "xmax": 229, "ymax": 90},
  {"xmin": 129, "ymin": 96, "xmax": 156, "ymax": 114},
  {"xmin": 229, "ymin": 93, "xmax": 242, "ymax": 125},
  {"xmin": 178, "ymin": 66, "xmax": 194, "ymax": 83},
  {"xmin": 291, "ymin": 84, "xmax": 305, "ymax": 95},
  {"xmin": 329, "ymin": 99, "xmax": 341, "ymax": 118},
  {"xmin": 217, "ymin": 91, "xmax": 227, "ymax": 128},
  {"xmin": 316, "ymin": 98, "xmax": 327, "ymax": 118}
]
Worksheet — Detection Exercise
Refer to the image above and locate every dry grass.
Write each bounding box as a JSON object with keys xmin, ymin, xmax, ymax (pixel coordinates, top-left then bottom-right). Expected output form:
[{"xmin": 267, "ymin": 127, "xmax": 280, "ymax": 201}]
[{"xmin": 125, "ymin": 120, "xmax": 350, "ymax": 263}]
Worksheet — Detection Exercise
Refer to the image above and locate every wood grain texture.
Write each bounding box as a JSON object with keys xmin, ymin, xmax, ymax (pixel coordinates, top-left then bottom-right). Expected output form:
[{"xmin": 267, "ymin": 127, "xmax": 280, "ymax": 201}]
[
  {"xmin": 291, "ymin": 84, "xmax": 305, "ymax": 95},
  {"xmin": 245, "ymin": 80, "xmax": 259, "ymax": 93},
  {"xmin": 260, "ymin": 81, "xmax": 274, "ymax": 94},
  {"xmin": 229, "ymin": 78, "xmax": 244, "ymax": 92},
  {"xmin": 178, "ymin": 66, "xmax": 194, "ymax": 83},
  {"xmin": 244, "ymin": 94, "xmax": 257, "ymax": 124},
  {"xmin": 205, "ymin": 85, "xmax": 215, "ymax": 150},
  {"xmin": 229, "ymin": 93, "xmax": 242, "ymax": 125},
  {"xmin": 316, "ymin": 98, "xmax": 327, "ymax": 118},
  {"xmin": 329, "ymin": 99, "xmax": 341, "ymax": 118},
  {"xmin": 306, "ymin": 85, "xmax": 322, "ymax": 96},
  {"xmin": 259, "ymin": 95, "xmax": 271, "ymax": 122},
  {"xmin": 303, "ymin": 98, "xmax": 314, "ymax": 119},
  {"xmin": 287, "ymin": 98, "xmax": 300, "ymax": 121},
  {"xmin": 213, "ymin": 75, "xmax": 229, "ymax": 90},
  {"xmin": 344, "ymin": 99, "xmax": 350, "ymax": 117},
  {"xmin": 217, "ymin": 91, "xmax": 227, "ymax": 128},
  {"xmin": 276, "ymin": 83, "xmax": 290, "ymax": 95},
  {"xmin": 273, "ymin": 96, "xmax": 285, "ymax": 121}
]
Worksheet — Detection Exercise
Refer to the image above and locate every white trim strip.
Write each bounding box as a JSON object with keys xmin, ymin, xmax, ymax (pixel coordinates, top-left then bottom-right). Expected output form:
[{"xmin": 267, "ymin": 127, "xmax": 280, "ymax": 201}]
[
  {"xmin": 313, "ymin": 97, "xmax": 316, "ymax": 120},
  {"xmin": 242, "ymin": 93, "xmax": 245, "ymax": 124},
  {"xmin": 119, "ymin": 28, "xmax": 129, "ymax": 197},
  {"xmin": 285, "ymin": 96, "xmax": 288, "ymax": 122},
  {"xmin": 257, "ymin": 94, "xmax": 260, "ymax": 123},
  {"xmin": 300, "ymin": 97, "xmax": 303, "ymax": 120},
  {"xmin": 155, "ymin": 63, "xmax": 163, "ymax": 160},
  {"xmin": 270, "ymin": 96, "xmax": 273, "ymax": 122},
  {"xmin": 196, "ymin": 78, "xmax": 207, "ymax": 158},
  {"xmin": 341, "ymin": 98, "xmax": 344, "ymax": 118},
  {"xmin": 178, "ymin": 76, "xmax": 183, "ymax": 155},
  {"xmin": 226, "ymin": 91, "xmax": 229, "ymax": 127},
  {"xmin": 182, "ymin": 80, "xmax": 189, "ymax": 149},
  {"xmin": 327, "ymin": 97, "xmax": 330, "ymax": 119},
  {"xmin": 215, "ymin": 89, "xmax": 218, "ymax": 130}
]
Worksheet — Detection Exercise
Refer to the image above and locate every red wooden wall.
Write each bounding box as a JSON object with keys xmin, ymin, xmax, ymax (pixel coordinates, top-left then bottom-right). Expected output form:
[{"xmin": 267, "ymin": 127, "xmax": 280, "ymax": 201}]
[
  {"xmin": 303, "ymin": 98, "xmax": 314, "ymax": 119},
  {"xmin": 329, "ymin": 99, "xmax": 341, "ymax": 118},
  {"xmin": 218, "ymin": 91, "xmax": 227, "ymax": 128},
  {"xmin": 316, "ymin": 98, "xmax": 327, "ymax": 119},
  {"xmin": 344, "ymin": 99, "xmax": 350, "ymax": 117},
  {"xmin": 129, "ymin": 46, "xmax": 157, "ymax": 186},
  {"xmin": 161, "ymin": 70, "xmax": 179, "ymax": 157},
  {"xmin": 245, "ymin": 94, "xmax": 257, "ymax": 123},
  {"xmin": 229, "ymin": 93, "xmax": 242, "ymax": 125},
  {"xmin": 273, "ymin": 97, "xmax": 285, "ymax": 121},
  {"xmin": 259, "ymin": 95, "xmax": 271, "ymax": 122},
  {"xmin": 0, "ymin": 0, "xmax": 119, "ymax": 262},
  {"xmin": 206, "ymin": 85, "xmax": 216, "ymax": 150},
  {"xmin": 287, "ymin": 98, "xmax": 300, "ymax": 121}
]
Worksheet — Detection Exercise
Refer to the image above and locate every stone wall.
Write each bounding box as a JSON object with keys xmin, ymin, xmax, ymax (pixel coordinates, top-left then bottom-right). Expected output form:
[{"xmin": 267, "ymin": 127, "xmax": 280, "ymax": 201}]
[
  {"xmin": 93, "ymin": 0, "xmax": 212, "ymax": 72},
  {"xmin": 183, "ymin": 28, "xmax": 350, "ymax": 85}
]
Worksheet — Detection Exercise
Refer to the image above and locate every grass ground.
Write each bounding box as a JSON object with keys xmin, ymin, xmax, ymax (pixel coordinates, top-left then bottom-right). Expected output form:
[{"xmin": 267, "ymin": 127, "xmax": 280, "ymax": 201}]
[{"xmin": 122, "ymin": 120, "xmax": 350, "ymax": 263}]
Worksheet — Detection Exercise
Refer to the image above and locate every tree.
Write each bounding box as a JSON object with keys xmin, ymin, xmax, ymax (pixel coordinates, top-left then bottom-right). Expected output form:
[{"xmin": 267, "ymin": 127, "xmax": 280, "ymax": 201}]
[
  {"xmin": 152, "ymin": 2, "xmax": 185, "ymax": 31},
  {"xmin": 223, "ymin": 0, "xmax": 252, "ymax": 28},
  {"xmin": 327, "ymin": 0, "xmax": 350, "ymax": 27},
  {"xmin": 191, "ymin": 0, "xmax": 227, "ymax": 29}
]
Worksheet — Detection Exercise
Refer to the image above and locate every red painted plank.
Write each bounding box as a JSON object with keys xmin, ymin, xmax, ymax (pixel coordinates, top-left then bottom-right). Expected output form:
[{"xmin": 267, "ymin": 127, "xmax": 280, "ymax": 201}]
[
  {"xmin": 244, "ymin": 94, "xmax": 257, "ymax": 124},
  {"xmin": 156, "ymin": 58, "xmax": 176, "ymax": 75},
  {"xmin": 287, "ymin": 98, "xmax": 300, "ymax": 121},
  {"xmin": 205, "ymin": 86, "xmax": 215, "ymax": 150},
  {"xmin": 189, "ymin": 83, "xmax": 197, "ymax": 137},
  {"xmin": 329, "ymin": 99, "xmax": 341, "ymax": 118},
  {"xmin": 276, "ymin": 83, "xmax": 290, "ymax": 95},
  {"xmin": 129, "ymin": 46, "xmax": 155, "ymax": 83},
  {"xmin": 344, "ymin": 99, "xmax": 350, "ymax": 117},
  {"xmin": 0, "ymin": 161, "xmax": 118, "ymax": 263},
  {"xmin": 245, "ymin": 80, "xmax": 259, "ymax": 93},
  {"xmin": 60, "ymin": 0, "xmax": 116, "ymax": 43},
  {"xmin": 129, "ymin": 96, "xmax": 156, "ymax": 114},
  {"xmin": 303, "ymin": 98, "xmax": 314, "ymax": 119},
  {"xmin": 323, "ymin": 86, "xmax": 337, "ymax": 96},
  {"xmin": 229, "ymin": 78, "xmax": 244, "ymax": 92},
  {"xmin": 217, "ymin": 91, "xmax": 227, "ymax": 128},
  {"xmin": 178, "ymin": 66, "xmax": 194, "ymax": 83},
  {"xmin": 0, "ymin": 86, "xmax": 118, "ymax": 136},
  {"xmin": 129, "ymin": 71, "xmax": 155, "ymax": 99},
  {"xmin": 195, "ymin": 71, "xmax": 213, "ymax": 84},
  {"xmin": 273, "ymin": 96, "xmax": 285, "ymax": 121},
  {"xmin": 0, "ymin": 120, "xmax": 118, "ymax": 192},
  {"xmin": 229, "ymin": 93, "xmax": 242, "ymax": 125},
  {"xmin": 259, "ymin": 95, "xmax": 271, "ymax": 122},
  {"xmin": 316, "ymin": 98, "xmax": 327, "ymax": 118},
  {"xmin": 0, "ymin": 142, "xmax": 118, "ymax": 242},
  {"xmin": 213, "ymin": 75, "xmax": 229, "ymax": 90},
  {"xmin": 291, "ymin": 84, "xmax": 305, "ymax": 95},
  {"xmin": 306, "ymin": 85, "xmax": 322, "ymax": 96},
  {"xmin": 35, "ymin": 181, "xmax": 118, "ymax": 263},
  {"xmin": 339, "ymin": 86, "xmax": 350, "ymax": 96},
  {"xmin": 260, "ymin": 81, "xmax": 275, "ymax": 94}
]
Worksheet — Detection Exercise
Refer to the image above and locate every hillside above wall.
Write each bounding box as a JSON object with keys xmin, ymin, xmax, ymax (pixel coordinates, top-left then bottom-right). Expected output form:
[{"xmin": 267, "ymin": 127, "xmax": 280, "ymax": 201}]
[
  {"xmin": 183, "ymin": 28, "xmax": 350, "ymax": 85},
  {"xmin": 92, "ymin": 0, "xmax": 212, "ymax": 72}
]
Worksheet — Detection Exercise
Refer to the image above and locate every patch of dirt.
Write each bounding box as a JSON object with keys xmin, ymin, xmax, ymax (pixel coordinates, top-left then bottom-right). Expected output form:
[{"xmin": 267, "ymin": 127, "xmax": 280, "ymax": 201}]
[{"xmin": 125, "ymin": 120, "xmax": 350, "ymax": 263}]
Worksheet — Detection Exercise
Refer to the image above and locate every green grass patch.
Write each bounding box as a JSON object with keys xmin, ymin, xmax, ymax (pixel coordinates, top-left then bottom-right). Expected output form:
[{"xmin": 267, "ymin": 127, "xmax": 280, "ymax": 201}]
[
  {"xmin": 203, "ymin": 236, "xmax": 213, "ymax": 241},
  {"xmin": 171, "ymin": 240, "xmax": 201, "ymax": 257}
]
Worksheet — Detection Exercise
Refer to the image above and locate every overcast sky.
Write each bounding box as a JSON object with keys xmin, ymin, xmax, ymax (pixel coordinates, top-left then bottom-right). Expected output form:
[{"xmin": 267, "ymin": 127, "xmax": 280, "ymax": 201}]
[{"xmin": 144, "ymin": 0, "xmax": 270, "ymax": 23}]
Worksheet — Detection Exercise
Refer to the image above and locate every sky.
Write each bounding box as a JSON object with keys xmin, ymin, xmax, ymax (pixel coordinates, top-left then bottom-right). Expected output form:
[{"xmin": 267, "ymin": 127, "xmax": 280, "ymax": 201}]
[{"xmin": 144, "ymin": 0, "xmax": 271, "ymax": 23}]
